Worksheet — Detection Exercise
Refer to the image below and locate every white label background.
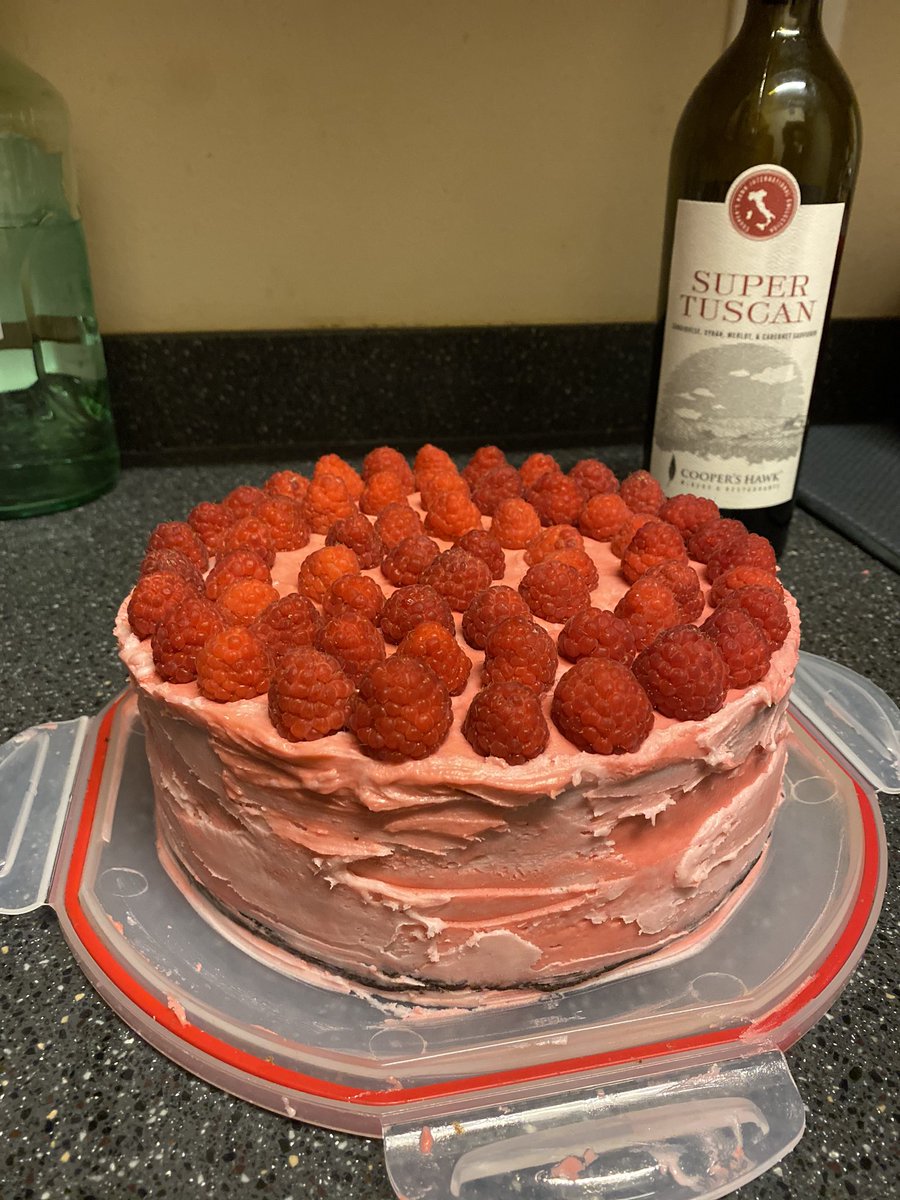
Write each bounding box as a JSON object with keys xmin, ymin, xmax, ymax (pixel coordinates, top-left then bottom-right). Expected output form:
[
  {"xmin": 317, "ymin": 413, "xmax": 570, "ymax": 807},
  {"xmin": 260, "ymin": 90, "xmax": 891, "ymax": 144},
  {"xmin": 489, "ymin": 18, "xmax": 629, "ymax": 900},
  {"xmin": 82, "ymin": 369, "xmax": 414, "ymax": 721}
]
[{"xmin": 651, "ymin": 195, "xmax": 844, "ymax": 508}]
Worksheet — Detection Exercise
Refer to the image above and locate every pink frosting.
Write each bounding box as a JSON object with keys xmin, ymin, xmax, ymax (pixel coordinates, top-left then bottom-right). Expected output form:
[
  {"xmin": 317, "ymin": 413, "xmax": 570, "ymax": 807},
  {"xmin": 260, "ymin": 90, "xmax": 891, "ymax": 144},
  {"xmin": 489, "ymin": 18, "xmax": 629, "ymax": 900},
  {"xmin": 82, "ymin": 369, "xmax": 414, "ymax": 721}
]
[{"xmin": 117, "ymin": 511, "xmax": 799, "ymax": 992}]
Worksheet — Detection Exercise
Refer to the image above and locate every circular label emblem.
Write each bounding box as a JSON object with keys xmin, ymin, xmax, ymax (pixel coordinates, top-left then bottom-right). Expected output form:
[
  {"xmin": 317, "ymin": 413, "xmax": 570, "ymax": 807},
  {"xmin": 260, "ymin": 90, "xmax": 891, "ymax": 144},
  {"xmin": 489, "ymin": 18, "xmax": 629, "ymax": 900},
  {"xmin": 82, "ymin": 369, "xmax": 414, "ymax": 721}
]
[{"xmin": 727, "ymin": 165, "xmax": 800, "ymax": 239}]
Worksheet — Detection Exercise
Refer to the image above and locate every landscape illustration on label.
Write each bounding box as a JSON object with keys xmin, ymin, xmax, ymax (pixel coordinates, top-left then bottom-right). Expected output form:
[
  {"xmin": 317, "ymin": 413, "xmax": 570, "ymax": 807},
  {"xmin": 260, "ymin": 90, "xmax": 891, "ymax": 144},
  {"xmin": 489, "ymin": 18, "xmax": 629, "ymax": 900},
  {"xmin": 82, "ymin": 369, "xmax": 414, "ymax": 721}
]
[{"xmin": 653, "ymin": 343, "xmax": 807, "ymax": 473}]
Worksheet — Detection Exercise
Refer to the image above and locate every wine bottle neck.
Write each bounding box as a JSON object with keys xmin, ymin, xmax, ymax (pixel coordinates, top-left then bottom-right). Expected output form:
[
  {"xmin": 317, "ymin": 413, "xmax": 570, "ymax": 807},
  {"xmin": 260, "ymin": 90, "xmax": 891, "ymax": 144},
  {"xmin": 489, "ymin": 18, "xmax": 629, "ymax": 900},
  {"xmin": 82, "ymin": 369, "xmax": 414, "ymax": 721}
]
[{"xmin": 740, "ymin": 0, "xmax": 824, "ymax": 37}]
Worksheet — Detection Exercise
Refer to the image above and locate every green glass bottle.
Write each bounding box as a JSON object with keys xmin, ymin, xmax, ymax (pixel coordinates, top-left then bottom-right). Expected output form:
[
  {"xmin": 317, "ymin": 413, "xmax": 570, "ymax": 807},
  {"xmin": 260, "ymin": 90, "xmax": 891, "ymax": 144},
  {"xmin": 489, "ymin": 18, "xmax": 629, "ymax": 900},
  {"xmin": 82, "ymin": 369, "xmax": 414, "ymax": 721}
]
[
  {"xmin": 0, "ymin": 48, "xmax": 118, "ymax": 519},
  {"xmin": 646, "ymin": 0, "xmax": 861, "ymax": 553}
]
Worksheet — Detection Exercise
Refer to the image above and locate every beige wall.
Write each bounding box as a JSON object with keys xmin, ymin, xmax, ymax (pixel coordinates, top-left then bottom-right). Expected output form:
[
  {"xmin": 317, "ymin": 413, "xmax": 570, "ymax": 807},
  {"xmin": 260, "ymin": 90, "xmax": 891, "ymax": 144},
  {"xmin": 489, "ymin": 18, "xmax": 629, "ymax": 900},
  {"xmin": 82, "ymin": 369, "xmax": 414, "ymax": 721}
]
[{"xmin": 1, "ymin": 0, "xmax": 897, "ymax": 334}]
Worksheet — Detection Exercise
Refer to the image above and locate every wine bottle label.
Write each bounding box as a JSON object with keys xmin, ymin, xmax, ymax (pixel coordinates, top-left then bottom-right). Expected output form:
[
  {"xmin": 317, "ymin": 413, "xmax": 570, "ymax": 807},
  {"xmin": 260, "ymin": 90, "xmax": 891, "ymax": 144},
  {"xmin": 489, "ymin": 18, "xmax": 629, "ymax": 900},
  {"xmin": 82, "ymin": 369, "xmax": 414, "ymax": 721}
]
[{"xmin": 650, "ymin": 165, "xmax": 844, "ymax": 508}]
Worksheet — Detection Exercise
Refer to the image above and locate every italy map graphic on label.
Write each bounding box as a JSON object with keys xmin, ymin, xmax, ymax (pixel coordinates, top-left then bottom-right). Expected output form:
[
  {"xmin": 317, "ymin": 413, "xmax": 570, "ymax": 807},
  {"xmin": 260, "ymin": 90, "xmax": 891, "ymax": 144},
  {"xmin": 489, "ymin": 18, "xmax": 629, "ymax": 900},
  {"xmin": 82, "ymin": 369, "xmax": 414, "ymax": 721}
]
[
  {"xmin": 655, "ymin": 344, "xmax": 806, "ymax": 465},
  {"xmin": 745, "ymin": 187, "xmax": 777, "ymax": 231}
]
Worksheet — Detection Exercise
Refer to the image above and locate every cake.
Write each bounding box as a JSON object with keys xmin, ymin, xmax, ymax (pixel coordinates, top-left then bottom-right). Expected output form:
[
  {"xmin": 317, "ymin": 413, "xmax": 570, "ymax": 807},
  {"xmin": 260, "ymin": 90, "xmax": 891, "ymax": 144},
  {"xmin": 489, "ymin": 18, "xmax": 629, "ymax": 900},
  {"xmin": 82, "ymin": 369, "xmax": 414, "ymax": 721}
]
[{"xmin": 115, "ymin": 446, "xmax": 799, "ymax": 994}]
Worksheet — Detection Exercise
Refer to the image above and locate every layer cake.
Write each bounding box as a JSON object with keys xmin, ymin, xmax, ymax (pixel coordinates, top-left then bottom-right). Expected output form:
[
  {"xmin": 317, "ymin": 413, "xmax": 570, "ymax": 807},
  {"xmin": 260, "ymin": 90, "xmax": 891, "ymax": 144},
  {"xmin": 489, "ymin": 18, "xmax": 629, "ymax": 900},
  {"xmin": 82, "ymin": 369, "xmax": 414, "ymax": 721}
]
[{"xmin": 116, "ymin": 449, "xmax": 799, "ymax": 993}]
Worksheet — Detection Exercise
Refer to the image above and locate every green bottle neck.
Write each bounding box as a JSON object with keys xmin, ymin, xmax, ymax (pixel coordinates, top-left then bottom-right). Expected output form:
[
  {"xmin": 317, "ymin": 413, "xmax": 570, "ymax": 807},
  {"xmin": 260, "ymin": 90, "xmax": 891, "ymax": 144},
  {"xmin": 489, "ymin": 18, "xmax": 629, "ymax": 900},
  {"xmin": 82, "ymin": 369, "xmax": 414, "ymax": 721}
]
[{"xmin": 739, "ymin": 0, "xmax": 824, "ymax": 37}]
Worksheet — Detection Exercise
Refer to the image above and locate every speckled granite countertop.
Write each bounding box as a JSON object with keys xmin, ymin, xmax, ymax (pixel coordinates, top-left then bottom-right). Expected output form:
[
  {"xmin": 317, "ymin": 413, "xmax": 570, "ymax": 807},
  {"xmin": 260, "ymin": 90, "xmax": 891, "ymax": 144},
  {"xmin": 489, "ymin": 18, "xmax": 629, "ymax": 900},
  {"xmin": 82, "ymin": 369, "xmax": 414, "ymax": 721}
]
[{"xmin": 1, "ymin": 448, "xmax": 897, "ymax": 1200}]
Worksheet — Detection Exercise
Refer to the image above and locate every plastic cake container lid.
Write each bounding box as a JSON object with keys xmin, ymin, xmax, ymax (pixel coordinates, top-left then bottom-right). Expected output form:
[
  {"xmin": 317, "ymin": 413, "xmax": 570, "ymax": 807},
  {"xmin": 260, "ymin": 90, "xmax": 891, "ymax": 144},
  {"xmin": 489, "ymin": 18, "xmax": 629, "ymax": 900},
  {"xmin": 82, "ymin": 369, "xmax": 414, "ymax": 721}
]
[{"xmin": 0, "ymin": 650, "xmax": 894, "ymax": 1200}]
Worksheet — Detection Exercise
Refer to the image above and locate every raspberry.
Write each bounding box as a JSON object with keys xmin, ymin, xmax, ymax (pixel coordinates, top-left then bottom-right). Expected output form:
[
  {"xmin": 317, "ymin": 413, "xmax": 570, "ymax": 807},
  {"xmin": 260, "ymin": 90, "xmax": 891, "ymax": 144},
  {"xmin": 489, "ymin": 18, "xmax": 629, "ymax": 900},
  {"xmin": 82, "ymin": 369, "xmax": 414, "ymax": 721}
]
[
  {"xmin": 204, "ymin": 548, "xmax": 271, "ymax": 601},
  {"xmin": 461, "ymin": 585, "xmax": 531, "ymax": 650},
  {"xmin": 315, "ymin": 612, "xmax": 386, "ymax": 681},
  {"xmin": 614, "ymin": 577, "xmax": 682, "ymax": 651},
  {"xmin": 710, "ymin": 565, "xmax": 783, "ymax": 608},
  {"xmin": 374, "ymin": 502, "xmax": 423, "ymax": 550},
  {"xmin": 424, "ymin": 491, "xmax": 483, "ymax": 541},
  {"xmin": 718, "ymin": 586, "xmax": 790, "ymax": 650},
  {"xmin": 456, "ymin": 529, "xmax": 505, "ymax": 580},
  {"xmin": 621, "ymin": 520, "xmax": 687, "ymax": 584},
  {"xmin": 569, "ymin": 458, "xmax": 618, "ymax": 498},
  {"xmin": 268, "ymin": 648, "xmax": 353, "ymax": 741},
  {"xmin": 610, "ymin": 513, "xmax": 655, "ymax": 558},
  {"xmin": 633, "ymin": 626, "xmax": 728, "ymax": 721},
  {"xmin": 463, "ymin": 682, "xmax": 550, "ymax": 764},
  {"xmin": 297, "ymin": 545, "xmax": 360, "ymax": 604},
  {"xmin": 483, "ymin": 616, "xmax": 558, "ymax": 694},
  {"xmin": 552, "ymin": 658, "xmax": 653, "ymax": 755},
  {"xmin": 380, "ymin": 584, "xmax": 455, "ymax": 644},
  {"xmin": 151, "ymin": 597, "xmax": 226, "ymax": 684},
  {"xmin": 463, "ymin": 445, "xmax": 508, "ymax": 487},
  {"xmin": 422, "ymin": 547, "xmax": 493, "ymax": 612},
  {"xmin": 362, "ymin": 446, "xmax": 415, "ymax": 492},
  {"xmin": 220, "ymin": 516, "xmax": 277, "ymax": 567},
  {"xmin": 420, "ymin": 463, "xmax": 465, "ymax": 501},
  {"xmin": 188, "ymin": 501, "xmax": 232, "ymax": 553},
  {"xmin": 471, "ymin": 465, "xmax": 523, "ymax": 516},
  {"xmin": 217, "ymin": 577, "xmax": 280, "ymax": 626},
  {"xmin": 618, "ymin": 470, "xmax": 664, "ymax": 516},
  {"xmin": 490, "ymin": 497, "xmax": 541, "ymax": 549},
  {"xmin": 701, "ymin": 607, "xmax": 772, "ymax": 689},
  {"xmin": 415, "ymin": 443, "xmax": 456, "ymax": 479},
  {"xmin": 706, "ymin": 532, "xmax": 778, "ymax": 581},
  {"xmin": 251, "ymin": 593, "xmax": 322, "ymax": 659},
  {"xmin": 547, "ymin": 547, "xmax": 599, "ymax": 590},
  {"xmin": 519, "ymin": 452, "xmax": 560, "ymax": 490},
  {"xmin": 658, "ymin": 493, "xmax": 720, "ymax": 538},
  {"xmin": 139, "ymin": 548, "xmax": 204, "ymax": 594},
  {"xmin": 360, "ymin": 469, "xmax": 408, "ymax": 515},
  {"xmin": 381, "ymin": 535, "xmax": 440, "ymax": 587},
  {"xmin": 314, "ymin": 454, "xmax": 364, "ymax": 501},
  {"xmin": 396, "ymin": 621, "xmax": 472, "ymax": 695},
  {"xmin": 128, "ymin": 572, "xmax": 198, "ymax": 639},
  {"xmin": 304, "ymin": 474, "xmax": 356, "ymax": 534},
  {"xmin": 519, "ymin": 560, "xmax": 590, "ymax": 624},
  {"xmin": 578, "ymin": 493, "xmax": 632, "ymax": 541},
  {"xmin": 526, "ymin": 472, "xmax": 586, "ymax": 527},
  {"xmin": 348, "ymin": 657, "xmax": 453, "ymax": 761},
  {"xmin": 146, "ymin": 521, "xmax": 209, "ymax": 572},
  {"xmin": 687, "ymin": 518, "xmax": 747, "ymax": 564},
  {"xmin": 557, "ymin": 607, "xmax": 636, "ymax": 665},
  {"xmin": 195, "ymin": 626, "xmax": 270, "ymax": 702},
  {"xmin": 524, "ymin": 524, "xmax": 584, "ymax": 566},
  {"xmin": 419, "ymin": 470, "xmax": 470, "ymax": 512},
  {"xmin": 323, "ymin": 573, "xmax": 385, "ymax": 624},
  {"xmin": 325, "ymin": 511, "xmax": 383, "ymax": 570},
  {"xmin": 641, "ymin": 560, "xmax": 704, "ymax": 622},
  {"xmin": 255, "ymin": 494, "xmax": 310, "ymax": 552},
  {"xmin": 264, "ymin": 470, "xmax": 310, "ymax": 504},
  {"xmin": 222, "ymin": 485, "xmax": 265, "ymax": 521},
  {"xmin": 211, "ymin": 580, "xmax": 276, "ymax": 634}
]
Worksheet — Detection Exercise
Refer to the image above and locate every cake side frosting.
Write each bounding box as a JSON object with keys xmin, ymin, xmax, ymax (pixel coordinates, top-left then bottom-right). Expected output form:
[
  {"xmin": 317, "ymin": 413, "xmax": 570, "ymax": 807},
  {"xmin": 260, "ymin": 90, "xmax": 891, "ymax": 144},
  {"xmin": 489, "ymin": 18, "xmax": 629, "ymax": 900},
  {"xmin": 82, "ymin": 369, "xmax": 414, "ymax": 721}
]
[{"xmin": 116, "ymin": 515, "xmax": 799, "ymax": 991}]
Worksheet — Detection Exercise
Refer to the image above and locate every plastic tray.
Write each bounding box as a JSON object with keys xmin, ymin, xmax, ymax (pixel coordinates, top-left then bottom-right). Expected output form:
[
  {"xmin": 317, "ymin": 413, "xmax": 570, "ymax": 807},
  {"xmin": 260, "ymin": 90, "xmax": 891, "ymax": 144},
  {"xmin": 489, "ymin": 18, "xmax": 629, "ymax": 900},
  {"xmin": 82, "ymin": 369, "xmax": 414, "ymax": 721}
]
[{"xmin": 0, "ymin": 651, "xmax": 895, "ymax": 1200}]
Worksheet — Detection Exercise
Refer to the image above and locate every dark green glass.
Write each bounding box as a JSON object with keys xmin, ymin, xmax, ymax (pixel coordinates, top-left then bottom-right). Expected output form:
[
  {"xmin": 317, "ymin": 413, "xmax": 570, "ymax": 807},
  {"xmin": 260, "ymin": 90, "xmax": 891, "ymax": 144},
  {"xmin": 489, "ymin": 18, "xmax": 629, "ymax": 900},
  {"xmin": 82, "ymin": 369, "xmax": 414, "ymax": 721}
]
[{"xmin": 647, "ymin": 0, "xmax": 861, "ymax": 553}]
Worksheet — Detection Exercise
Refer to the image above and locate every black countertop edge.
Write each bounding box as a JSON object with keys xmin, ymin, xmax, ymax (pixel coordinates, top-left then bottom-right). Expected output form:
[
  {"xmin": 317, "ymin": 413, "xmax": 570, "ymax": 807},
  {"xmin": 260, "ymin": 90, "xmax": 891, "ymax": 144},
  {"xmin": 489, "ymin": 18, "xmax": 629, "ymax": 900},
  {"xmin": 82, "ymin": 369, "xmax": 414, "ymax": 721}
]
[{"xmin": 104, "ymin": 317, "xmax": 898, "ymax": 466}]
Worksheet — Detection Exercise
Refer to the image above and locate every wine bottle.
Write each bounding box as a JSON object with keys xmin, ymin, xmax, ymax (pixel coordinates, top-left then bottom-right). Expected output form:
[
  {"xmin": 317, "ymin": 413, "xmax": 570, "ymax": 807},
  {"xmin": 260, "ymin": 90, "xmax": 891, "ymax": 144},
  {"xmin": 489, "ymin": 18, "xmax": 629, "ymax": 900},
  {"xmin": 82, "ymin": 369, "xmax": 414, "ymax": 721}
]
[{"xmin": 646, "ymin": 0, "xmax": 860, "ymax": 553}]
